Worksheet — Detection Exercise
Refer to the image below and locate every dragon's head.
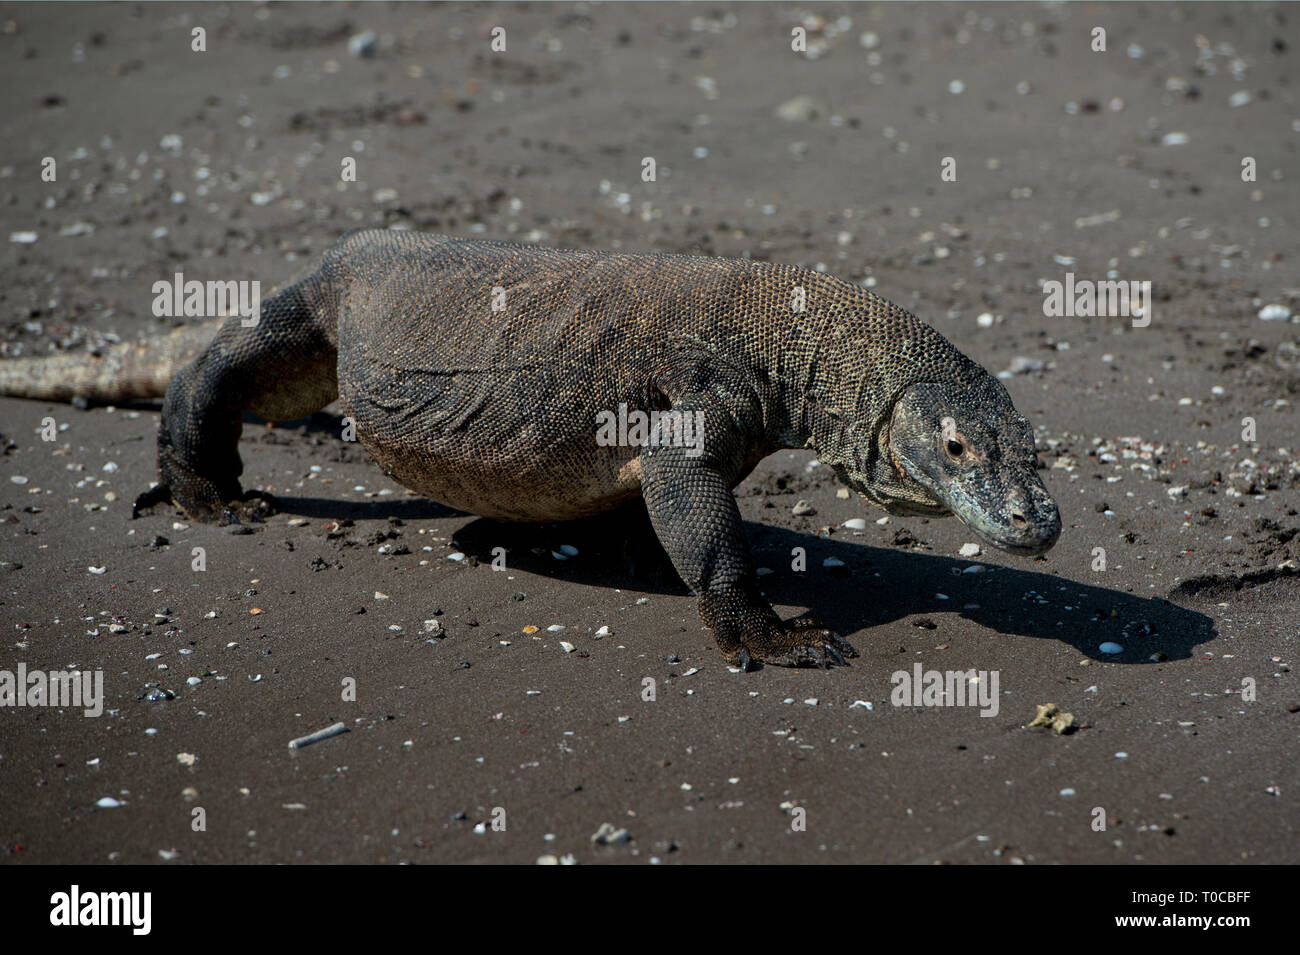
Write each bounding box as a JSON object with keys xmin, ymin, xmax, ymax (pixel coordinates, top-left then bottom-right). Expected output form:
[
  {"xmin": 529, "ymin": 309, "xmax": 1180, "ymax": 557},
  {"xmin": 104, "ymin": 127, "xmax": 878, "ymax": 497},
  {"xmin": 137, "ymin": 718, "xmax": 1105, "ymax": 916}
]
[{"xmin": 881, "ymin": 379, "xmax": 1061, "ymax": 556}]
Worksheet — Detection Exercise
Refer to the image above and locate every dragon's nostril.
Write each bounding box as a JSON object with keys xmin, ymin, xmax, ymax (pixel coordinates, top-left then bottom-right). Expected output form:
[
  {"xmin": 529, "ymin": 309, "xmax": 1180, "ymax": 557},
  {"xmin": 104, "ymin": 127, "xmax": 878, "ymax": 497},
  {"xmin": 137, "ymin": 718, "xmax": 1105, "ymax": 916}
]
[{"xmin": 1010, "ymin": 511, "xmax": 1028, "ymax": 529}]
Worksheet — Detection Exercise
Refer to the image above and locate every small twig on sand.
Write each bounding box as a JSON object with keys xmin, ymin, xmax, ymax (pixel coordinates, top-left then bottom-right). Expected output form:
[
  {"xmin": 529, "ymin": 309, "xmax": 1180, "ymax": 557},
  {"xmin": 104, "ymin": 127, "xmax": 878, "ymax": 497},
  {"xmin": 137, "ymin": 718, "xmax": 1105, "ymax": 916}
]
[{"xmin": 287, "ymin": 721, "xmax": 348, "ymax": 750}]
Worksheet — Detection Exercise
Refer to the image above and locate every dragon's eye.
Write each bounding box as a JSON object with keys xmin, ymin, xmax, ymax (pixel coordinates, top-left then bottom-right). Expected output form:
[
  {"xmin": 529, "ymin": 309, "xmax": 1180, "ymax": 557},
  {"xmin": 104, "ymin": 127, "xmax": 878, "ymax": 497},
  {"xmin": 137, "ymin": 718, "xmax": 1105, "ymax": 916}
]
[{"xmin": 946, "ymin": 439, "xmax": 965, "ymax": 458}]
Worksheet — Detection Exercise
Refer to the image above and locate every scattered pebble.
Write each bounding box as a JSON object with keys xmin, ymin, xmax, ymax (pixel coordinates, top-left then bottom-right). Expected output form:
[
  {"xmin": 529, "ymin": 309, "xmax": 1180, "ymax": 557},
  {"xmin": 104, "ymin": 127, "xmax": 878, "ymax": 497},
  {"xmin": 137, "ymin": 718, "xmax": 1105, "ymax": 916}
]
[
  {"xmin": 591, "ymin": 822, "xmax": 632, "ymax": 845},
  {"xmin": 958, "ymin": 543, "xmax": 981, "ymax": 557},
  {"xmin": 348, "ymin": 31, "xmax": 377, "ymax": 58},
  {"xmin": 774, "ymin": 95, "xmax": 826, "ymax": 122},
  {"xmin": 1099, "ymin": 641, "xmax": 1124, "ymax": 655},
  {"xmin": 1000, "ymin": 356, "xmax": 1048, "ymax": 377}
]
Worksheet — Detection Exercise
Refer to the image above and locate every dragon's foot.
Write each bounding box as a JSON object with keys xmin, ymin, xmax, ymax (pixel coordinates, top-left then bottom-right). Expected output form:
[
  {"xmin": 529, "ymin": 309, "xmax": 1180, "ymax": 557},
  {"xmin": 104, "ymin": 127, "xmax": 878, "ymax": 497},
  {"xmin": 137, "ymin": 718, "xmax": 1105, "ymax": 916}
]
[
  {"xmin": 700, "ymin": 587, "xmax": 858, "ymax": 671},
  {"xmin": 134, "ymin": 481, "xmax": 278, "ymax": 525}
]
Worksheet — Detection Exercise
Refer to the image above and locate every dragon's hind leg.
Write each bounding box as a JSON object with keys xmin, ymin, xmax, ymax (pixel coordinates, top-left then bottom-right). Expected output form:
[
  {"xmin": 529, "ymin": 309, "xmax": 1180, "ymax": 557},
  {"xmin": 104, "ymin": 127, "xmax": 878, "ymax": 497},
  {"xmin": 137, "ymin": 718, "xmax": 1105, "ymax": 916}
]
[{"xmin": 134, "ymin": 279, "xmax": 338, "ymax": 524}]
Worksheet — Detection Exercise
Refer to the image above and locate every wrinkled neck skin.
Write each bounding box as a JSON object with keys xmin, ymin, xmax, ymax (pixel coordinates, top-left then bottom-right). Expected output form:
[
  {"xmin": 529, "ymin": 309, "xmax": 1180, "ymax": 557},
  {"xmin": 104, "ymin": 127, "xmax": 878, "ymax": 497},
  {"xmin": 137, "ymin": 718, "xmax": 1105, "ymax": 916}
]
[
  {"xmin": 790, "ymin": 385, "xmax": 947, "ymax": 517},
  {"xmin": 772, "ymin": 312, "xmax": 950, "ymax": 516}
]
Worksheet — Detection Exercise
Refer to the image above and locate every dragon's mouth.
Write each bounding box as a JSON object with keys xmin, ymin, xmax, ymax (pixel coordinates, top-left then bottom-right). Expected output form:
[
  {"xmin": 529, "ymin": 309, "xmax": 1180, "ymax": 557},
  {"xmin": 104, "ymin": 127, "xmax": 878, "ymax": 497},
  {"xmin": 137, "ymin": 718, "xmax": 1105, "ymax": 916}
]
[
  {"xmin": 894, "ymin": 456, "xmax": 1061, "ymax": 556},
  {"xmin": 946, "ymin": 486, "xmax": 1061, "ymax": 557}
]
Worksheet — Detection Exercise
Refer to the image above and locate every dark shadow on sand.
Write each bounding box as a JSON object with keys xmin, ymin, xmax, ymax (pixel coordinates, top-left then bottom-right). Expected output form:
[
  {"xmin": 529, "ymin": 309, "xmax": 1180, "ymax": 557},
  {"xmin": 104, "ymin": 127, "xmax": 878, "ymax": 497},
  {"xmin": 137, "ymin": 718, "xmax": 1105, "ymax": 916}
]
[
  {"xmin": 445, "ymin": 502, "xmax": 1217, "ymax": 664},
  {"xmin": 270, "ymin": 494, "xmax": 466, "ymax": 522}
]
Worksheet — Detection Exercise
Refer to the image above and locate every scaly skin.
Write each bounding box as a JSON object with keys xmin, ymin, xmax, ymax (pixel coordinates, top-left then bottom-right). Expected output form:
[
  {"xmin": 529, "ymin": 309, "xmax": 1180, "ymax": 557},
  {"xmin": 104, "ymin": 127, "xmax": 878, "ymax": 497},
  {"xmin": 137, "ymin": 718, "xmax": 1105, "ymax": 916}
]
[{"xmin": 1, "ymin": 230, "xmax": 1061, "ymax": 669}]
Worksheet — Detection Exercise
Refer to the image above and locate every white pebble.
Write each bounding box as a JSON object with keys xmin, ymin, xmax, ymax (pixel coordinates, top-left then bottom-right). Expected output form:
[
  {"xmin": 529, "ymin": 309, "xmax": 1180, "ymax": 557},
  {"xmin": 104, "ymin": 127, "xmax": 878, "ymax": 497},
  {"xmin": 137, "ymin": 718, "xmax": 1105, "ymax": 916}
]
[
  {"xmin": 1257, "ymin": 304, "xmax": 1291, "ymax": 321},
  {"xmin": 959, "ymin": 543, "xmax": 981, "ymax": 557},
  {"xmin": 841, "ymin": 518, "xmax": 867, "ymax": 530}
]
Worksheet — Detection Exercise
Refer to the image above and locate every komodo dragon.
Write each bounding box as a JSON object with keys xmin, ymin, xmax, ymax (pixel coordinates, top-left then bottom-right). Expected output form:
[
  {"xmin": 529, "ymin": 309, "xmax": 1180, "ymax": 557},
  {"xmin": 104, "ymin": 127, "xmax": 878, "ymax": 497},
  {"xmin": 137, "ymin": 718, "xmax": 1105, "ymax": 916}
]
[{"xmin": 1, "ymin": 230, "xmax": 1061, "ymax": 669}]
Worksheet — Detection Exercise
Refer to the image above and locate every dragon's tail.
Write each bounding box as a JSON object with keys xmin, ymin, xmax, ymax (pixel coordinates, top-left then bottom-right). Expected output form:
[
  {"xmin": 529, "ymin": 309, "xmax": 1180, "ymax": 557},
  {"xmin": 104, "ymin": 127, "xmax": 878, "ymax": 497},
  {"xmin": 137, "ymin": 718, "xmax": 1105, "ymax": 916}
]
[{"xmin": 0, "ymin": 321, "xmax": 221, "ymax": 404}]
